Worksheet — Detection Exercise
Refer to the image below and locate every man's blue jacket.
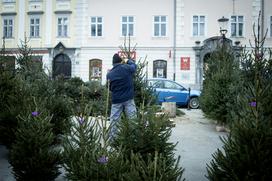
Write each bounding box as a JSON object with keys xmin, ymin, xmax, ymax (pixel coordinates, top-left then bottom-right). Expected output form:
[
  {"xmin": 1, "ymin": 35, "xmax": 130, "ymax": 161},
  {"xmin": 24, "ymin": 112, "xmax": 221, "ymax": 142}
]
[{"xmin": 106, "ymin": 60, "xmax": 137, "ymax": 104}]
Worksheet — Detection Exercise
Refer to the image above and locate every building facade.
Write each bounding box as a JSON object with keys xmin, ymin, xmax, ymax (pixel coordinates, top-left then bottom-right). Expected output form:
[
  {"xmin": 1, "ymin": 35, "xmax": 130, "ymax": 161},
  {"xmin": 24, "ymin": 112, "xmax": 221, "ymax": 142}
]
[{"xmin": 1, "ymin": 0, "xmax": 272, "ymax": 89}]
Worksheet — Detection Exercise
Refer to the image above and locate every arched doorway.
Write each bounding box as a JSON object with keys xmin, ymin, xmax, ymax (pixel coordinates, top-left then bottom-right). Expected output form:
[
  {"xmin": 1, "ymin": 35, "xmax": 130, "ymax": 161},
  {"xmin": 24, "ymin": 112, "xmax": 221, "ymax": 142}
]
[
  {"xmin": 194, "ymin": 36, "xmax": 236, "ymax": 89},
  {"xmin": 89, "ymin": 59, "xmax": 102, "ymax": 81},
  {"xmin": 153, "ymin": 59, "xmax": 167, "ymax": 78},
  {"xmin": 53, "ymin": 53, "xmax": 71, "ymax": 78}
]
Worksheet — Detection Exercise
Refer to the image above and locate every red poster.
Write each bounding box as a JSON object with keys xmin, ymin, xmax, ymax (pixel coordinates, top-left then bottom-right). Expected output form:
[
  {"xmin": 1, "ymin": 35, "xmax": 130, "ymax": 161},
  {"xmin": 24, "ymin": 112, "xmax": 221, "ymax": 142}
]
[{"xmin": 181, "ymin": 57, "xmax": 190, "ymax": 70}]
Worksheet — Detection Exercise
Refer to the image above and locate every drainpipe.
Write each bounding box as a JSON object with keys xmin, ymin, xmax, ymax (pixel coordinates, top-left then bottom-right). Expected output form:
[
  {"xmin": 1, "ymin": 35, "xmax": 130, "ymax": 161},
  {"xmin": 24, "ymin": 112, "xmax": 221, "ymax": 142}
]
[
  {"xmin": 261, "ymin": 0, "xmax": 264, "ymax": 39},
  {"xmin": 173, "ymin": 0, "xmax": 177, "ymax": 81}
]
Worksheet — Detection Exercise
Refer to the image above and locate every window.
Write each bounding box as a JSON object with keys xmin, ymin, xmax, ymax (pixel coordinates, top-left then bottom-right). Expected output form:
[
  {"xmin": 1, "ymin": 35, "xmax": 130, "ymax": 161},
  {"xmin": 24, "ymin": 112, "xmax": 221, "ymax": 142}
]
[
  {"xmin": 193, "ymin": 15, "xmax": 205, "ymax": 36},
  {"xmin": 3, "ymin": 17, "xmax": 13, "ymax": 38},
  {"xmin": 164, "ymin": 80, "xmax": 183, "ymax": 90},
  {"xmin": 148, "ymin": 80, "xmax": 163, "ymax": 89},
  {"xmin": 91, "ymin": 16, "xmax": 102, "ymax": 37},
  {"xmin": 153, "ymin": 16, "xmax": 166, "ymax": 37},
  {"xmin": 89, "ymin": 59, "xmax": 102, "ymax": 81},
  {"xmin": 57, "ymin": 16, "xmax": 68, "ymax": 37},
  {"xmin": 30, "ymin": 17, "xmax": 40, "ymax": 38},
  {"xmin": 231, "ymin": 15, "xmax": 244, "ymax": 37},
  {"xmin": 270, "ymin": 16, "xmax": 272, "ymax": 37},
  {"xmin": 121, "ymin": 16, "xmax": 134, "ymax": 36},
  {"xmin": 153, "ymin": 60, "xmax": 167, "ymax": 78}
]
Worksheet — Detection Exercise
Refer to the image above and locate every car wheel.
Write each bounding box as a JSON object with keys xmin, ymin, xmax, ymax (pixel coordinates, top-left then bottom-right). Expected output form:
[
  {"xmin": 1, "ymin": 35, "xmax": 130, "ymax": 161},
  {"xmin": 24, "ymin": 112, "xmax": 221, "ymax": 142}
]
[{"xmin": 189, "ymin": 97, "xmax": 199, "ymax": 109}]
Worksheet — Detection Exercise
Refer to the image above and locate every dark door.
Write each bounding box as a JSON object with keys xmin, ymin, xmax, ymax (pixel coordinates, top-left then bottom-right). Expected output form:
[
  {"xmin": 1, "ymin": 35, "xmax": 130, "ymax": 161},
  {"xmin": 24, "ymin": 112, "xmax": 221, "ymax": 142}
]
[{"xmin": 53, "ymin": 53, "xmax": 71, "ymax": 78}]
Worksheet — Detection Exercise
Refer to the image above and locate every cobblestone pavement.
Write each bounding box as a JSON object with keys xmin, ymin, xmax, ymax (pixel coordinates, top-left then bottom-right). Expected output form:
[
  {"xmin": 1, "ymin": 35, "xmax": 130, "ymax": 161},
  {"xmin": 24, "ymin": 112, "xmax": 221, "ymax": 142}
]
[{"xmin": 0, "ymin": 109, "xmax": 227, "ymax": 181}]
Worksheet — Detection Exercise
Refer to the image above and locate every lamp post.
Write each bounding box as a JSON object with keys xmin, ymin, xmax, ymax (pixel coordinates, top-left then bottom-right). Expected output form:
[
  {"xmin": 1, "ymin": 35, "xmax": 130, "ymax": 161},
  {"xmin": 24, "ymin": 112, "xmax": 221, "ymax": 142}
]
[{"xmin": 218, "ymin": 16, "xmax": 229, "ymax": 39}]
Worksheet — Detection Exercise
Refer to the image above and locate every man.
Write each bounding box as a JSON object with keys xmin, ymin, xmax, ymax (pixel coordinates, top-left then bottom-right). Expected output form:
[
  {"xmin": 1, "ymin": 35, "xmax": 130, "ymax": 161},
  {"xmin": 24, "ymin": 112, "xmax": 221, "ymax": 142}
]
[{"xmin": 106, "ymin": 53, "xmax": 137, "ymax": 138}]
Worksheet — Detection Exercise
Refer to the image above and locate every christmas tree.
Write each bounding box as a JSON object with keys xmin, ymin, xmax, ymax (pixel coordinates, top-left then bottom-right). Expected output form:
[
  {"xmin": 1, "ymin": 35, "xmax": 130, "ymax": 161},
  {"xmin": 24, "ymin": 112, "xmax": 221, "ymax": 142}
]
[
  {"xmin": 206, "ymin": 12, "xmax": 272, "ymax": 180},
  {"xmin": 9, "ymin": 102, "xmax": 61, "ymax": 181},
  {"xmin": 112, "ymin": 106, "xmax": 184, "ymax": 180},
  {"xmin": 200, "ymin": 38, "xmax": 240, "ymax": 125}
]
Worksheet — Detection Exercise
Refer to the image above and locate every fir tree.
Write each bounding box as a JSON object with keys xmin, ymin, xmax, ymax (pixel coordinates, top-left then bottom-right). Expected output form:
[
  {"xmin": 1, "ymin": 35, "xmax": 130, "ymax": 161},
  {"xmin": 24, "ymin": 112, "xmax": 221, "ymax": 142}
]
[
  {"xmin": 200, "ymin": 40, "xmax": 240, "ymax": 125},
  {"xmin": 0, "ymin": 36, "xmax": 72, "ymax": 147},
  {"xmin": 62, "ymin": 104, "xmax": 129, "ymax": 180},
  {"xmin": 9, "ymin": 102, "xmax": 61, "ymax": 181},
  {"xmin": 113, "ymin": 107, "xmax": 184, "ymax": 180},
  {"xmin": 206, "ymin": 12, "xmax": 272, "ymax": 180}
]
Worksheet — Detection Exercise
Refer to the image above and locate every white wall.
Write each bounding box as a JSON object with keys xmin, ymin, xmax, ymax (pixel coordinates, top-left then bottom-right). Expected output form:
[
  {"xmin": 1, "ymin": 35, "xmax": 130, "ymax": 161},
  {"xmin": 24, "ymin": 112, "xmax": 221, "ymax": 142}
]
[{"xmin": 86, "ymin": 0, "xmax": 174, "ymax": 47}]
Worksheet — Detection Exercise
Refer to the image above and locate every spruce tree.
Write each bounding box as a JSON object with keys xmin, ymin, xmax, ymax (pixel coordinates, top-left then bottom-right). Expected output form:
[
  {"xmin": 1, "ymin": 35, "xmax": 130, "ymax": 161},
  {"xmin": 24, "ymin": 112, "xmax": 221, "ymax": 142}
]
[
  {"xmin": 206, "ymin": 12, "xmax": 272, "ymax": 180},
  {"xmin": 62, "ymin": 103, "xmax": 130, "ymax": 181},
  {"xmin": 0, "ymin": 37, "xmax": 33, "ymax": 147},
  {"xmin": 113, "ymin": 107, "xmax": 184, "ymax": 180},
  {"xmin": 113, "ymin": 37, "xmax": 183, "ymax": 180},
  {"xmin": 200, "ymin": 40, "xmax": 240, "ymax": 125},
  {"xmin": 9, "ymin": 102, "xmax": 61, "ymax": 181}
]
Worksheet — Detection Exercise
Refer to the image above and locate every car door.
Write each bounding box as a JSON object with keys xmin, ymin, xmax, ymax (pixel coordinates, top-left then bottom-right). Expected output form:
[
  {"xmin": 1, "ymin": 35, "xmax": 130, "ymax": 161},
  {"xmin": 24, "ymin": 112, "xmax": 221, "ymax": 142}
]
[
  {"xmin": 148, "ymin": 79, "xmax": 165, "ymax": 104},
  {"xmin": 162, "ymin": 80, "xmax": 188, "ymax": 105}
]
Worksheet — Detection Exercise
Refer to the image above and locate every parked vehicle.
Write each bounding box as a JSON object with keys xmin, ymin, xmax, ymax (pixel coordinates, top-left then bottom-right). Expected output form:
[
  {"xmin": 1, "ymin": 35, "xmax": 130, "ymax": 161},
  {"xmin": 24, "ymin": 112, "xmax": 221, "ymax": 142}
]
[{"xmin": 147, "ymin": 78, "xmax": 201, "ymax": 109}]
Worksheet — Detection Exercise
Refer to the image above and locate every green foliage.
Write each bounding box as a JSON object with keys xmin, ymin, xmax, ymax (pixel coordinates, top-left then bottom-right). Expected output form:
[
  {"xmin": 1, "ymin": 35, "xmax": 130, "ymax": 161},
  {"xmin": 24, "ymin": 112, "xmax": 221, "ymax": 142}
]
[
  {"xmin": 52, "ymin": 76, "xmax": 107, "ymax": 116},
  {"xmin": 200, "ymin": 45, "xmax": 240, "ymax": 124},
  {"xmin": 0, "ymin": 73, "xmax": 33, "ymax": 148},
  {"xmin": 9, "ymin": 108, "xmax": 61, "ymax": 181},
  {"xmin": 62, "ymin": 107, "xmax": 128, "ymax": 181},
  {"xmin": 62, "ymin": 114, "xmax": 104, "ymax": 180},
  {"xmin": 123, "ymin": 152, "xmax": 182, "ymax": 181},
  {"xmin": 133, "ymin": 59, "xmax": 156, "ymax": 108},
  {"xmin": 206, "ymin": 13, "xmax": 272, "ymax": 180},
  {"xmin": 46, "ymin": 95, "xmax": 72, "ymax": 135},
  {"xmin": 62, "ymin": 105, "xmax": 184, "ymax": 181},
  {"xmin": 112, "ymin": 107, "xmax": 184, "ymax": 180},
  {"xmin": 0, "ymin": 36, "xmax": 72, "ymax": 147}
]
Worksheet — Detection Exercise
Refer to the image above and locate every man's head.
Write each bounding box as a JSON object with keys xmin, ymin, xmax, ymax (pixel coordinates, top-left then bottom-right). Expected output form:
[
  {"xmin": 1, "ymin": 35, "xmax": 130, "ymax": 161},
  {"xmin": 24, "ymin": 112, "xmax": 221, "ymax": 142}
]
[{"xmin": 112, "ymin": 53, "xmax": 122, "ymax": 64}]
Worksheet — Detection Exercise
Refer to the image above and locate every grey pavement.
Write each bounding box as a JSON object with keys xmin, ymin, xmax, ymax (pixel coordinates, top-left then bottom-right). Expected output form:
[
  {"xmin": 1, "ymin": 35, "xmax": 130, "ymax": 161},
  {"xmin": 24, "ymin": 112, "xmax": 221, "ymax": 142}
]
[
  {"xmin": 0, "ymin": 109, "xmax": 227, "ymax": 181},
  {"xmin": 171, "ymin": 109, "xmax": 227, "ymax": 181}
]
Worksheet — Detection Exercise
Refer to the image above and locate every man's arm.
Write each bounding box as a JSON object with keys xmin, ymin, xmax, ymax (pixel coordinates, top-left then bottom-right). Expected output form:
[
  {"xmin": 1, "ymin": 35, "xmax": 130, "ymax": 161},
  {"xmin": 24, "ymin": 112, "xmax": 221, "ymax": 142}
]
[{"xmin": 125, "ymin": 59, "xmax": 137, "ymax": 73}]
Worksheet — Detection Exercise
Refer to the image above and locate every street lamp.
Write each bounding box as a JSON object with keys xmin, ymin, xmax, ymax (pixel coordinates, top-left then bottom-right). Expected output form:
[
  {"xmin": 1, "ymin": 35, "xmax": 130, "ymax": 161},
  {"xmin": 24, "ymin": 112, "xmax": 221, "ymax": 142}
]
[{"xmin": 218, "ymin": 16, "xmax": 229, "ymax": 38}]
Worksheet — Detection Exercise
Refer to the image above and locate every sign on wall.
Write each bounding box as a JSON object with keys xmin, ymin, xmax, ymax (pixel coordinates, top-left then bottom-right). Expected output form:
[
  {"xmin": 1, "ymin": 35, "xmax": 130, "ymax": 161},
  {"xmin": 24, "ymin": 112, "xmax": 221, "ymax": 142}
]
[{"xmin": 180, "ymin": 57, "xmax": 190, "ymax": 70}]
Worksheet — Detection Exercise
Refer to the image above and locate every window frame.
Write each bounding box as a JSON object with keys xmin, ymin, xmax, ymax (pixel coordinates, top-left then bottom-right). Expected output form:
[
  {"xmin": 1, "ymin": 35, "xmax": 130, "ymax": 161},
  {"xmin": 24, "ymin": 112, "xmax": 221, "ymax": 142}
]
[
  {"xmin": 192, "ymin": 15, "xmax": 206, "ymax": 37},
  {"xmin": 121, "ymin": 15, "xmax": 134, "ymax": 37},
  {"xmin": 3, "ymin": 16, "xmax": 14, "ymax": 39},
  {"xmin": 153, "ymin": 15, "xmax": 167, "ymax": 37},
  {"xmin": 153, "ymin": 60, "xmax": 167, "ymax": 78},
  {"xmin": 57, "ymin": 15, "xmax": 69, "ymax": 38},
  {"xmin": 231, "ymin": 15, "xmax": 244, "ymax": 37},
  {"xmin": 89, "ymin": 59, "xmax": 102, "ymax": 81},
  {"xmin": 29, "ymin": 16, "xmax": 41, "ymax": 38},
  {"xmin": 90, "ymin": 16, "xmax": 103, "ymax": 37}
]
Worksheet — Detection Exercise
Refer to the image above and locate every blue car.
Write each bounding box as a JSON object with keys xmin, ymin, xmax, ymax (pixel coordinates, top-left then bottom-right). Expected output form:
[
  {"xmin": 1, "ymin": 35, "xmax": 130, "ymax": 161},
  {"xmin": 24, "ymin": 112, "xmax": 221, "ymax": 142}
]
[{"xmin": 148, "ymin": 78, "xmax": 201, "ymax": 109}]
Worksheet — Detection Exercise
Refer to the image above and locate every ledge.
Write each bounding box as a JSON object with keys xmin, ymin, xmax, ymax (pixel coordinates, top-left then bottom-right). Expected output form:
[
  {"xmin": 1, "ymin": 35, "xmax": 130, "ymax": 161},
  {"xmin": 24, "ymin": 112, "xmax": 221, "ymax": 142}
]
[
  {"xmin": 54, "ymin": 10, "xmax": 72, "ymax": 14},
  {"xmin": 1, "ymin": 12, "xmax": 17, "ymax": 16},
  {"xmin": 27, "ymin": 11, "xmax": 44, "ymax": 15}
]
